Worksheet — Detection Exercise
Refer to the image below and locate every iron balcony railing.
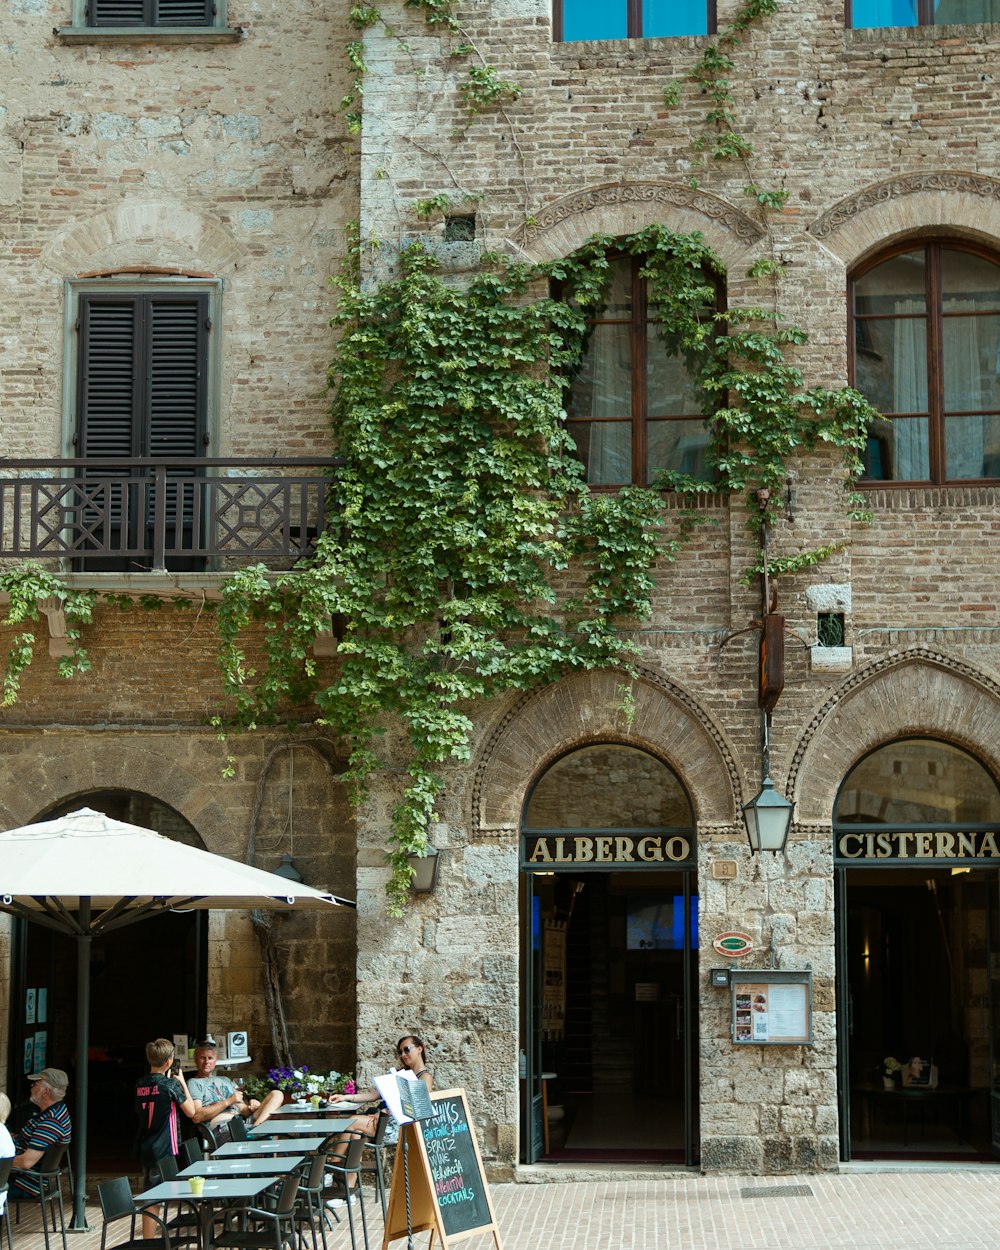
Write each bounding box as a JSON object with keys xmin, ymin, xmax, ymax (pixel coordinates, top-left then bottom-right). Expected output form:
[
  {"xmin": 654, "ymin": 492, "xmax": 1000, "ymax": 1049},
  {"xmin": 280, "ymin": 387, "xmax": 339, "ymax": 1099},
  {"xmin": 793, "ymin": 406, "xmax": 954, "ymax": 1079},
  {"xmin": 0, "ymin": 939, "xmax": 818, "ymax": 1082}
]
[{"xmin": 0, "ymin": 457, "xmax": 343, "ymax": 572}]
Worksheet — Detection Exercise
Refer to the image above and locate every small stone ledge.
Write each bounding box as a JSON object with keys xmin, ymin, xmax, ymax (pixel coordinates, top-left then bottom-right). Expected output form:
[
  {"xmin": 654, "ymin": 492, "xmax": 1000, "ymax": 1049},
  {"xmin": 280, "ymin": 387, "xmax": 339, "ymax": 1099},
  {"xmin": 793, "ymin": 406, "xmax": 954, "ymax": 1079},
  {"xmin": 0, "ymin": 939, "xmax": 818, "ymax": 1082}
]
[
  {"xmin": 810, "ymin": 645, "xmax": 853, "ymax": 674},
  {"xmin": 55, "ymin": 25, "xmax": 244, "ymax": 43}
]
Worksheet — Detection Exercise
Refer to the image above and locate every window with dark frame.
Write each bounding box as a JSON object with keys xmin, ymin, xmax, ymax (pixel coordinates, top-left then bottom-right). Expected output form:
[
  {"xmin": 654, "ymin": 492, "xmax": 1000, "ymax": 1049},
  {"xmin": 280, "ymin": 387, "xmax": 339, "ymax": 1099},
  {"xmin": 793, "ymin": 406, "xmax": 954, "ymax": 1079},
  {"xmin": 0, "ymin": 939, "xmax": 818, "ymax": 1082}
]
[
  {"xmin": 76, "ymin": 289, "xmax": 210, "ymax": 568},
  {"xmin": 848, "ymin": 0, "xmax": 1000, "ymax": 29},
  {"xmin": 554, "ymin": 0, "xmax": 714, "ymax": 42},
  {"xmin": 560, "ymin": 254, "xmax": 720, "ymax": 488},
  {"xmin": 87, "ymin": 0, "xmax": 214, "ymax": 27},
  {"xmin": 849, "ymin": 241, "xmax": 1000, "ymax": 485}
]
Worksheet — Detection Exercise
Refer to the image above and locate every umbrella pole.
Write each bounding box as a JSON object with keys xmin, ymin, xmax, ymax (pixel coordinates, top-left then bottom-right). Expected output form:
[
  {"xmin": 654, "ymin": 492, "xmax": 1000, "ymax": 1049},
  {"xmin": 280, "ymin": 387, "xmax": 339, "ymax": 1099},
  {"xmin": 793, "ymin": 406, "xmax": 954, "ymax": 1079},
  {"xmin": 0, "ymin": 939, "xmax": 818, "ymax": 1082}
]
[{"xmin": 70, "ymin": 901, "xmax": 91, "ymax": 1231}]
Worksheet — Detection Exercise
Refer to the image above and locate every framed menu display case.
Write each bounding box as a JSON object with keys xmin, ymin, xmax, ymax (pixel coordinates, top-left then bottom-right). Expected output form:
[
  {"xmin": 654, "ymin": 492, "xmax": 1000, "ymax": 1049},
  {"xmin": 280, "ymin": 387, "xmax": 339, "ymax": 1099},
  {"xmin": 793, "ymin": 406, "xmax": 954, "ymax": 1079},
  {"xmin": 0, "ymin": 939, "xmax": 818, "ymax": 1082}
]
[{"xmin": 729, "ymin": 968, "xmax": 812, "ymax": 1046}]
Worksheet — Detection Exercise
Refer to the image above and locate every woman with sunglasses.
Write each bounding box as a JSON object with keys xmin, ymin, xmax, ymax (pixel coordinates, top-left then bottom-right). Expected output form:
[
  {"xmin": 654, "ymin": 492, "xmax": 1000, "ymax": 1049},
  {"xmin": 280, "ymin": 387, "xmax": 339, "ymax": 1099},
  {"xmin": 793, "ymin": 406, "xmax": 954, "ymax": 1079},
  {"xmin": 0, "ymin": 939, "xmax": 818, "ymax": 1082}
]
[{"xmin": 324, "ymin": 1034, "xmax": 431, "ymax": 1209}]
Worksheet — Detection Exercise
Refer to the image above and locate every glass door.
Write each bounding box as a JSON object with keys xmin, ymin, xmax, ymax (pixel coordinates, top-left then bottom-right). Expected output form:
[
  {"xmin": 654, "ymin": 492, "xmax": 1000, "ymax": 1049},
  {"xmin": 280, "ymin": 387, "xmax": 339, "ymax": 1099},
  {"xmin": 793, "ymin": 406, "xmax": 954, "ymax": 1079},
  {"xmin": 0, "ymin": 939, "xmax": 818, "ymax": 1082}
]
[{"xmin": 989, "ymin": 873, "xmax": 1000, "ymax": 1156}]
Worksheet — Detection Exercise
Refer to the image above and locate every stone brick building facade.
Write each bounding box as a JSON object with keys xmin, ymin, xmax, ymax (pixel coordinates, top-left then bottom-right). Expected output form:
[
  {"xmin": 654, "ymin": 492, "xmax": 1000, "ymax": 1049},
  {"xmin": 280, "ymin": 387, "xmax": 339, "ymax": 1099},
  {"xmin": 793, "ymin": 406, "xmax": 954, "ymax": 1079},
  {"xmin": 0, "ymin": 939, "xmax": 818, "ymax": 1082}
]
[
  {"xmin": 0, "ymin": 0, "xmax": 359, "ymax": 1146},
  {"xmin": 349, "ymin": 1, "xmax": 1000, "ymax": 1177},
  {"xmin": 5, "ymin": 0, "xmax": 1000, "ymax": 1183}
]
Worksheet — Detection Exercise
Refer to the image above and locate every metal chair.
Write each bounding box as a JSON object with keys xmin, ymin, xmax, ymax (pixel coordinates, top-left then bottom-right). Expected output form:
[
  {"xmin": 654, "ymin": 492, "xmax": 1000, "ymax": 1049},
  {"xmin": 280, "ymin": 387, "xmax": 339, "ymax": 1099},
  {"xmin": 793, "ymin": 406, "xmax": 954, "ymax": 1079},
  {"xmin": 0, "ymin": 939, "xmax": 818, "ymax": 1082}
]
[
  {"xmin": 194, "ymin": 1123, "xmax": 218, "ymax": 1156},
  {"xmin": 356, "ymin": 1112, "xmax": 391, "ymax": 1220},
  {"xmin": 227, "ymin": 1117, "xmax": 248, "ymax": 1142},
  {"xmin": 96, "ymin": 1177, "xmax": 172, "ymax": 1250},
  {"xmin": 180, "ymin": 1140, "xmax": 204, "ymax": 1168},
  {"xmin": 323, "ymin": 1139, "xmax": 369, "ymax": 1250},
  {"xmin": 11, "ymin": 1140, "xmax": 68, "ymax": 1250},
  {"xmin": 210, "ymin": 1174, "xmax": 300, "ymax": 1250},
  {"xmin": 292, "ymin": 1154, "xmax": 328, "ymax": 1250},
  {"xmin": 0, "ymin": 1156, "xmax": 14, "ymax": 1250}
]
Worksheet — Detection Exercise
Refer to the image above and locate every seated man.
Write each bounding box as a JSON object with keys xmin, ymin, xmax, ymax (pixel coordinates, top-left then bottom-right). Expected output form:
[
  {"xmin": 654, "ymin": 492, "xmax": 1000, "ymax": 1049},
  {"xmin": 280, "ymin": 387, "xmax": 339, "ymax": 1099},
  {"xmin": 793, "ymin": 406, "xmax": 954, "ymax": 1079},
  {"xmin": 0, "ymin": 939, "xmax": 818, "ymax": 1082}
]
[
  {"xmin": 9, "ymin": 1067, "xmax": 72, "ymax": 1200},
  {"xmin": 187, "ymin": 1043, "xmax": 283, "ymax": 1136}
]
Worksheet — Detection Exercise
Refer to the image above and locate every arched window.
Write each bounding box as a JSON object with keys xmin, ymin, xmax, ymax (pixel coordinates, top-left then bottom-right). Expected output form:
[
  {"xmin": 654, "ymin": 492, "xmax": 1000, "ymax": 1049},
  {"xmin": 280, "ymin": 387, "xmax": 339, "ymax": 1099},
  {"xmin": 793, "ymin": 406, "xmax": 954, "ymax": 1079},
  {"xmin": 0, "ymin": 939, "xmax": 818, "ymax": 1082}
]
[
  {"xmin": 834, "ymin": 737, "xmax": 1000, "ymax": 826},
  {"xmin": 850, "ymin": 241, "xmax": 1000, "ymax": 483},
  {"xmin": 524, "ymin": 744, "xmax": 694, "ymax": 829},
  {"xmin": 562, "ymin": 254, "xmax": 719, "ymax": 487}
]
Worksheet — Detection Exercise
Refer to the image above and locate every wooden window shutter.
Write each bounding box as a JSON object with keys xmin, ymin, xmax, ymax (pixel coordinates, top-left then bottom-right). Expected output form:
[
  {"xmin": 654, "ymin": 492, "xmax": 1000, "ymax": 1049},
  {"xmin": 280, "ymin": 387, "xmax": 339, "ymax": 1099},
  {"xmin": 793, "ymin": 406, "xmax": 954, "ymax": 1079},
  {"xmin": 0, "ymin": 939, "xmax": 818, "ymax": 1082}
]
[
  {"xmin": 79, "ymin": 296, "xmax": 141, "ymax": 460},
  {"xmin": 154, "ymin": 0, "xmax": 213, "ymax": 25},
  {"xmin": 147, "ymin": 295, "xmax": 208, "ymax": 459},
  {"xmin": 90, "ymin": 0, "xmax": 213, "ymax": 26}
]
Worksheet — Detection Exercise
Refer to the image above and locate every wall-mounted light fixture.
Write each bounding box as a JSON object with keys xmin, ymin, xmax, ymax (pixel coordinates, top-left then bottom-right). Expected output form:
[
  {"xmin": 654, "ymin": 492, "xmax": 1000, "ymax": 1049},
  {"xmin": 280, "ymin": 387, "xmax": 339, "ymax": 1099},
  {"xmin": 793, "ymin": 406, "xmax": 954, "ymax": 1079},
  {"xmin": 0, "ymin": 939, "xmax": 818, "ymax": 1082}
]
[
  {"xmin": 272, "ymin": 853, "xmax": 304, "ymax": 884},
  {"xmin": 743, "ymin": 491, "xmax": 794, "ymax": 854},
  {"xmin": 742, "ymin": 764, "xmax": 794, "ymax": 854},
  {"xmin": 405, "ymin": 845, "xmax": 440, "ymax": 893}
]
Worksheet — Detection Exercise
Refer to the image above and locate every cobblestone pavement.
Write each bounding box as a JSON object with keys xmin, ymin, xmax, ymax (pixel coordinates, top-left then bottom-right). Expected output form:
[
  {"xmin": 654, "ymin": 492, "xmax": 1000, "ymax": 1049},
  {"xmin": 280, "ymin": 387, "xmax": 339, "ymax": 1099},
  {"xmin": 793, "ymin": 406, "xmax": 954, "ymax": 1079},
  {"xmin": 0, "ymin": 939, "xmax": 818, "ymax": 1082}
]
[{"xmin": 9, "ymin": 1166, "xmax": 1000, "ymax": 1250}]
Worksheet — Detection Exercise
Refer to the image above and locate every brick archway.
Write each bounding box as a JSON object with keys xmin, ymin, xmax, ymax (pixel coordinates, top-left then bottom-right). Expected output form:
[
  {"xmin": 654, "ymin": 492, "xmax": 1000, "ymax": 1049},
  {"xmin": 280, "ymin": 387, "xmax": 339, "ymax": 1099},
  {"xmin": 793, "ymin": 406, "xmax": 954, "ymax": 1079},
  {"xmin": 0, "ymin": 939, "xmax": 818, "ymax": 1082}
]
[
  {"xmin": 472, "ymin": 667, "xmax": 740, "ymax": 838},
  {"xmin": 788, "ymin": 647, "xmax": 1000, "ymax": 827}
]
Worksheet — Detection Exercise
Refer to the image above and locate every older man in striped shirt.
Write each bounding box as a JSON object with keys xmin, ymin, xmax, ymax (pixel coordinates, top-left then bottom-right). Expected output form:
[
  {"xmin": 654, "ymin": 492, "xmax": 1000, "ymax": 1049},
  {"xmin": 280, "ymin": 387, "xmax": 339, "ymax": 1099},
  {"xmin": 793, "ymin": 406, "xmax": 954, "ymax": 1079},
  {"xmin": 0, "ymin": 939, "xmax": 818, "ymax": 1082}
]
[{"xmin": 9, "ymin": 1068, "xmax": 72, "ymax": 1199}]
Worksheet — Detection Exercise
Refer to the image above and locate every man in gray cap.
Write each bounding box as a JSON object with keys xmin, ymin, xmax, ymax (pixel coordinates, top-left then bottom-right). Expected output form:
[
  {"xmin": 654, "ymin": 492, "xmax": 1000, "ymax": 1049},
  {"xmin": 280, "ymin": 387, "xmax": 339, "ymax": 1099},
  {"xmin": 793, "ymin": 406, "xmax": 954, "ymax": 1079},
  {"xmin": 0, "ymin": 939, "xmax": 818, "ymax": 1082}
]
[{"xmin": 10, "ymin": 1067, "xmax": 72, "ymax": 1198}]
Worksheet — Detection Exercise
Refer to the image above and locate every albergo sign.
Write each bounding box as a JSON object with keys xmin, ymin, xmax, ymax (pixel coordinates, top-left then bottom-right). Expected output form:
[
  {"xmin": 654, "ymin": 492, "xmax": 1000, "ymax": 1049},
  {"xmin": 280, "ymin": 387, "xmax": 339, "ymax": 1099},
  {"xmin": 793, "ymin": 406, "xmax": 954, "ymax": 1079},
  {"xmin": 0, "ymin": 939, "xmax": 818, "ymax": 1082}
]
[
  {"xmin": 834, "ymin": 826, "xmax": 1000, "ymax": 864},
  {"xmin": 521, "ymin": 832, "xmax": 695, "ymax": 870}
]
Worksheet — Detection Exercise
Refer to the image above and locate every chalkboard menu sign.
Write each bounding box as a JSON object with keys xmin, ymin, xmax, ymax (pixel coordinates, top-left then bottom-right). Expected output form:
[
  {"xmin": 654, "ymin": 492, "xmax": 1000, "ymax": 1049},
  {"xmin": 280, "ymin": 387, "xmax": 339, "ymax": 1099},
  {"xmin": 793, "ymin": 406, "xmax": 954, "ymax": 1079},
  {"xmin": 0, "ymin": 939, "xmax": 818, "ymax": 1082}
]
[{"xmin": 381, "ymin": 1088, "xmax": 503, "ymax": 1250}]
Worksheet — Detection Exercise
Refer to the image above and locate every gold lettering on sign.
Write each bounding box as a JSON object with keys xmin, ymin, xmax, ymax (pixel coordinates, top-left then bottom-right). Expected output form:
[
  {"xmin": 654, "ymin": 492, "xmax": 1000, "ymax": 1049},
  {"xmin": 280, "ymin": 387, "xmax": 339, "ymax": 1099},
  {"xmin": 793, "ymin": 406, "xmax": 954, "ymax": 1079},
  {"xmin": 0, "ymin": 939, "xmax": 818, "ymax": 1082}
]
[
  {"xmin": 916, "ymin": 831, "xmax": 934, "ymax": 858},
  {"xmin": 528, "ymin": 839, "xmax": 552, "ymax": 863},
  {"xmin": 982, "ymin": 832, "xmax": 1000, "ymax": 856},
  {"xmin": 595, "ymin": 836, "xmax": 613, "ymax": 861},
  {"xmin": 575, "ymin": 837, "xmax": 594, "ymax": 862},
  {"xmin": 666, "ymin": 836, "xmax": 691, "ymax": 861},
  {"xmin": 615, "ymin": 837, "xmax": 636, "ymax": 861},
  {"xmin": 638, "ymin": 837, "xmax": 664, "ymax": 862}
]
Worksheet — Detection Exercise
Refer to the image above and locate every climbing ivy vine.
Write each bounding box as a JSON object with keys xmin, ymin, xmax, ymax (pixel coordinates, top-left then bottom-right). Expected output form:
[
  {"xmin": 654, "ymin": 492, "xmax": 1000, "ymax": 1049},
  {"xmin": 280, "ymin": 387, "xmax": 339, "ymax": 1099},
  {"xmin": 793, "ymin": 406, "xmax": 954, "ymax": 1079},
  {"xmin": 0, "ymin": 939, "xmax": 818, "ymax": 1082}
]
[
  {"xmin": 0, "ymin": 565, "xmax": 96, "ymax": 707},
  {"xmin": 207, "ymin": 224, "xmax": 876, "ymax": 913}
]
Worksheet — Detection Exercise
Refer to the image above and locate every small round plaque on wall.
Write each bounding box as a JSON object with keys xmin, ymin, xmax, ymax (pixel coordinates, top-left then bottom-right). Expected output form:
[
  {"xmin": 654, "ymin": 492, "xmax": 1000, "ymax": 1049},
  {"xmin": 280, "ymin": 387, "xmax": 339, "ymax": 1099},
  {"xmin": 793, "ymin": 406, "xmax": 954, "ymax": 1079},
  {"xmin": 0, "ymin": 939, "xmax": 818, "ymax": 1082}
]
[{"xmin": 712, "ymin": 932, "xmax": 753, "ymax": 957}]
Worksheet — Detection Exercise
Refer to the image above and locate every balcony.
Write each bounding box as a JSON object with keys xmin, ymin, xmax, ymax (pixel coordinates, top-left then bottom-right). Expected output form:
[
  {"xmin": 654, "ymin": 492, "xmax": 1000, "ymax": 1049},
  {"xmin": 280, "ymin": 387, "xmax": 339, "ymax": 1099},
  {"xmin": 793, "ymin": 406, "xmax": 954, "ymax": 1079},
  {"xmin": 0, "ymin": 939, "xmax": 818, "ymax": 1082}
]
[{"xmin": 0, "ymin": 457, "xmax": 342, "ymax": 576}]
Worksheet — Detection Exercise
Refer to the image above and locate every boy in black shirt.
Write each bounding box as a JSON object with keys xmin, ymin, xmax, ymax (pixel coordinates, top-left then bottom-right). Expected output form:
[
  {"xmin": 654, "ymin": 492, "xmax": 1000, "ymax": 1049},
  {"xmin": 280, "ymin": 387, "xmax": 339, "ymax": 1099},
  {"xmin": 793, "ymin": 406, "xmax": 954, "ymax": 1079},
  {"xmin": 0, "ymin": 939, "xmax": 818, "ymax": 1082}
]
[{"xmin": 135, "ymin": 1038, "xmax": 197, "ymax": 1237}]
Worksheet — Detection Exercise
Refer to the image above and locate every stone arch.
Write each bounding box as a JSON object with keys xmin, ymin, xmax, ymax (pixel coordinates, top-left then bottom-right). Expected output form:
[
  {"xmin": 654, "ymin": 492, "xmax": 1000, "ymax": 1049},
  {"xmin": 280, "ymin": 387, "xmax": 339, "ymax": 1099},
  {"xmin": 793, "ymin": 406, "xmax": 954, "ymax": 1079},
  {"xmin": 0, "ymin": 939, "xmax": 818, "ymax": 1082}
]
[
  {"xmin": 39, "ymin": 198, "xmax": 247, "ymax": 278},
  {"xmin": 787, "ymin": 647, "xmax": 1000, "ymax": 827},
  {"xmin": 807, "ymin": 171, "xmax": 1000, "ymax": 266},
  {"xmin": 472, "ymin": 666, "xmax": 741, "ymax": 837},
  {"xmin": 512, "ymin": 180, "xmax": 764, "ymax": 270}
]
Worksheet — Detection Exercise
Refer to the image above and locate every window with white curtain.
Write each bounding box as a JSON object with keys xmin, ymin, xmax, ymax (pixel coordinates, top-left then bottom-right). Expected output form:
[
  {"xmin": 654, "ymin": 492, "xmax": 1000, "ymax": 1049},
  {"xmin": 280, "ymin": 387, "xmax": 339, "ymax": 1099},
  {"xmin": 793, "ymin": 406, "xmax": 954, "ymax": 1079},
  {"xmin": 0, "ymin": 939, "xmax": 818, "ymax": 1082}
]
[
  {"xmin": 850, "ymin": 242, "xmax": 1000, "ymax": 483},
  {"xmin": 561, "ymin": 254, "xmax": 719, "ymax": 488}
]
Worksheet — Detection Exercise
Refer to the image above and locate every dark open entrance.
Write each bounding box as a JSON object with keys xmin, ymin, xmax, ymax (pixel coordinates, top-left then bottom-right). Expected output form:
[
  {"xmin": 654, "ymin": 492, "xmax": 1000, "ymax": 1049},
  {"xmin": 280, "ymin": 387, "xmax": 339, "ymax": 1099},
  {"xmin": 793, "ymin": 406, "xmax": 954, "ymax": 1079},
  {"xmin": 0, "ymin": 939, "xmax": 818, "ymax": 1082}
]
[
  {"xmin": 835, "ymin": 738, "xmax": 1000, "ymax": 1162},
  {"xmin": 6, "ymin": 792, "xmax": 207, "ymax": 1170},
  {"xmin": 519, "ymin": 744, "xmax": 699, "ymax": 1165}
]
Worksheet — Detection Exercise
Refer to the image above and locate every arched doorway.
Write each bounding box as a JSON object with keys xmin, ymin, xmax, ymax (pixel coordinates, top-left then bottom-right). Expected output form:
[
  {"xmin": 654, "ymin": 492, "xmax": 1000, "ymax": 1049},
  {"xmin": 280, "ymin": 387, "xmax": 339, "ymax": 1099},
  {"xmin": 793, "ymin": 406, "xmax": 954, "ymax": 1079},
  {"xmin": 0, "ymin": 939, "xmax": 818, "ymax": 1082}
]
[
  {"xmin": 7, "ymin": 792, "xmax": 207, "ymax": 1168},
  {"xmin": 834, "ymin": 737, "xmax": 1000, "ymax": 1161},
  {"xmin": 519, "ymin": 744, "xmax": 698, "ymax": 1164}
]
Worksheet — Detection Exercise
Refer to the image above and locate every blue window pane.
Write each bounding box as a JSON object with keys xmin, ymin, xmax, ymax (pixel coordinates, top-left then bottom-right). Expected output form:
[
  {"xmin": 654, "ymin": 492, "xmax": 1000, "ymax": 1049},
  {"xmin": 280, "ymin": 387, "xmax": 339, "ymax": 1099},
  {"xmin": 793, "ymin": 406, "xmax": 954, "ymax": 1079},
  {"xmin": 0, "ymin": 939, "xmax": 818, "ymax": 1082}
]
[
  {"xmin": 935, "ymin": 0, "xmax": 1000, "ymax": 20},
  {"xmin": 562, "ymin": 0, "xmax": 627, "ymax": 41},
  {"xmin": 643, "ymin": 0, "xmax": 708, "ymax": 36},
  {"xmin": 850, "ymin": 0, "xmax": 917, "ymax": 26}
]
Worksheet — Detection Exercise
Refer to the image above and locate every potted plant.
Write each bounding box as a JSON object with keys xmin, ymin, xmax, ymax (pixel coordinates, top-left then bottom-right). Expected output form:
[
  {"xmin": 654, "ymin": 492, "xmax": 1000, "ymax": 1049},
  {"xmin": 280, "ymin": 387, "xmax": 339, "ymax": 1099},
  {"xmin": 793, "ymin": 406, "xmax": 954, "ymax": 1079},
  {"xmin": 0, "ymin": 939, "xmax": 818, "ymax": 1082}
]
[{"xmin": 881, "ymin": 1056, "xmax": 902, "ymax": 1089}]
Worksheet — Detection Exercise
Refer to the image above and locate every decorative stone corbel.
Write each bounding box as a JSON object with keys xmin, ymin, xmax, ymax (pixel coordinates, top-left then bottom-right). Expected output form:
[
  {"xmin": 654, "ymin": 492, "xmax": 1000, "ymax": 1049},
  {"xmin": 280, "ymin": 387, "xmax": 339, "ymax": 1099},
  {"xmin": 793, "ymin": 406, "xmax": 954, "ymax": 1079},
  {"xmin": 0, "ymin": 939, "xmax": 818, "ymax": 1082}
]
[{"xmin": 37, "ymin": 596, "xmax": 75, "ymax": 658}]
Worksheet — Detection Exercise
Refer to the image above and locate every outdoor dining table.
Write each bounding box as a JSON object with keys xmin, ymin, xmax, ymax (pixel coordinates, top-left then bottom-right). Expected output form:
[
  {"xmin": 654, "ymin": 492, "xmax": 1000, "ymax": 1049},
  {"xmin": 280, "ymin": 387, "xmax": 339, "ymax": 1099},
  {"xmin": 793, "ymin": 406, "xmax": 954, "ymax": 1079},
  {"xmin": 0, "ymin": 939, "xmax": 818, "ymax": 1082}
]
[
  {"xmin": 179, "ymin": 1155, "xmax": 306, "ymax": 1178},
  {"xmin": 213, "ymin": 1137, "xmax": 326, "ymax": 1157},
  {"xmin": 271, "ymin": 1101, "xmax": 362, "ymax": 1117},
  {"xmin": 136, "ymin": 1175, "xmax": 281, "ymax": 1250},
  {"xmin": 247, "ymin": 1117, "xmax": 353, "ymax": 1137}
]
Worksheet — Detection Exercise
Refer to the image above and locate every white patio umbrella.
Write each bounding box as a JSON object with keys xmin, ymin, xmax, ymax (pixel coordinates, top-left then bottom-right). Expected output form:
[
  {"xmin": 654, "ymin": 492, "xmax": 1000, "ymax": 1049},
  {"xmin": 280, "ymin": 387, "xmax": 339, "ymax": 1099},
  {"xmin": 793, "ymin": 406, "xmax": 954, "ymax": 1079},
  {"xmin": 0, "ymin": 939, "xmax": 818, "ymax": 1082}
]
[{"xmin": 0, "ymin": 806, "xmax": 355, "ymax": 1228}]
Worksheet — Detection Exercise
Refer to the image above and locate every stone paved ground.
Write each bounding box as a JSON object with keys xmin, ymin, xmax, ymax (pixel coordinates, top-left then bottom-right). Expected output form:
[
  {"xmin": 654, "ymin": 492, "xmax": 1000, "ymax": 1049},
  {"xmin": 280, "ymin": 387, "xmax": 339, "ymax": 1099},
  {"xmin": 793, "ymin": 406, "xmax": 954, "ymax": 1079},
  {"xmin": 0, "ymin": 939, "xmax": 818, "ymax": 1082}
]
[{"xmin": 8, "ymin": 1166, "xmax": 1000, "ymax": 1250}]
